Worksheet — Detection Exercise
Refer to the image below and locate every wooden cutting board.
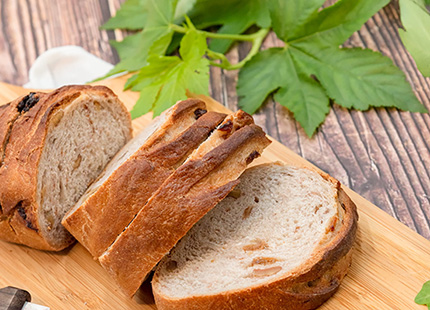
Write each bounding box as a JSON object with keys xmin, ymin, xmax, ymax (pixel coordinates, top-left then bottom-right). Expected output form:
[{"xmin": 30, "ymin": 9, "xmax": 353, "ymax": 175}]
[{"xmin": 1, "ymin": 76, "xmax": 429, "ymax": 310}]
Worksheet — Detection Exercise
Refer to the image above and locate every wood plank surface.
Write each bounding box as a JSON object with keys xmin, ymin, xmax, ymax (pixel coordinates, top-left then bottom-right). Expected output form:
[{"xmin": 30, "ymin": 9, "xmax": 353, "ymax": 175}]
[
  {"xmin": 0, "ymin": 0, "xmax": 429, "ymax": 239},
  {"xmin": 0, "ymin": 77, "xmax": 430, "ymax": 309}
]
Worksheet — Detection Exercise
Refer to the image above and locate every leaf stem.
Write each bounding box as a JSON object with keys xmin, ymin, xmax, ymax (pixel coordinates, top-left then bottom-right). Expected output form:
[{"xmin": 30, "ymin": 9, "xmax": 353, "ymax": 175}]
[
  {"xmin": 171, "ymin": 21, "xmax": 269, "ymax": 70},
  {"xmin": 208, "ymin": 28, "xmax": 269, "ymax": 70},
  {"xmin": 171, "ymin": 24, "xmax": 268, "ymax": 42}
]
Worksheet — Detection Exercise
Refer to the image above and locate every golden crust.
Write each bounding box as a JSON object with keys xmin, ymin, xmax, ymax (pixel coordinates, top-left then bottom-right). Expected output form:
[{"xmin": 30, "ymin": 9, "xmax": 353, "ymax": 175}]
[
  {"xmin": 0, "ymin": 91, "xmax": 52, "ymax": 249},
  {"xmin": 152, "ymin": 167, "xmax": 358, "ymax": 310},
  {"xmin": 99, "ymin": 121, "xmax": 271, "ymax": 297},
  {"xmin": 62, "ymin": 100, "xmax": 226, "ymax": 258},
  {"xmin": 0, "ymin": 98, "xmax": 24, "ymax": 240},
  {"xmin": 0, "ymin": 85, "xmax": 132, "ymax": 251},
  {"xmin": 0, "ymin": 101, "xmax": 18, "ymax": 166},
  {"xmin": 153, "ymin": 250, "xmax": 353, "ymax": 310}
]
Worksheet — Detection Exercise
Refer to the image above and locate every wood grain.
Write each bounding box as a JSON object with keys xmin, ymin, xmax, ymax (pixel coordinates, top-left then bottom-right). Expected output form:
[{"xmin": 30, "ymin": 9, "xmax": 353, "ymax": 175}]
[
  {"xmin": 0, "ymin": 0, "xmax": 430, "ymax": 239},
  {"xmin": 1, "ymin": 78, "xmax": 430, "ymax": 309}
]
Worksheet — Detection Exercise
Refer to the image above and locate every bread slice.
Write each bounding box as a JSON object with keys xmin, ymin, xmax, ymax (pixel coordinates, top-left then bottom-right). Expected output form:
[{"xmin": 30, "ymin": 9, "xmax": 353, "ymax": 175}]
[
  {"xmin": 0, "ymin": 85, "xmax": 132, "ymax": 251},
  {"xmin": 153, "ymin": 163, "xmax": 358, "ymax": 310},
  {"xmin": 99, "ymin": 111, "xmax": 271, "ymax": 297},
  {"xmin": 62, "ymin": 99, "xmax": 226, "ymax": 258}
]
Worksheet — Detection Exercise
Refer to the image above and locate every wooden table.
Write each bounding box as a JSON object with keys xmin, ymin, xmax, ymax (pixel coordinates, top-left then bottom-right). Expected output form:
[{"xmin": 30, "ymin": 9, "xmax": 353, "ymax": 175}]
[{"xmin": 1, "ymin": 0, "xmax": 430, "ymax": 240}]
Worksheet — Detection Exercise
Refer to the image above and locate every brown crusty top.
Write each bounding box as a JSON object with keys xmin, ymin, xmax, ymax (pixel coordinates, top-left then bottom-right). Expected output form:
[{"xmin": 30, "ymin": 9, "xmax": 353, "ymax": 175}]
[
  {"xmin": 62, "ymin": 108, "xmax": 226, "ymax": 258},
  {"xmin": 99, "ymin": 123, "xmax": 271, "ymax": 297}
]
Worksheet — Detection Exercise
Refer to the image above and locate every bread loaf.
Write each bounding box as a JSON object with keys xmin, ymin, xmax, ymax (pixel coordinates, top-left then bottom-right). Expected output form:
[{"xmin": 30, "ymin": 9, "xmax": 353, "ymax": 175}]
[
  {"xmin": 153, "ymin": 163, "xmax": 358, "ymax": 310},
  {"xmin": 99, "ymin": 111, "xmax": 271, "ymax": 296},
  {"xmin": 0, "ymin": 85, "xmax": 132, "ymax": 251},
  {"xmin": 62, "ymin": 99, "xmax": 226, "ymax": 257}
]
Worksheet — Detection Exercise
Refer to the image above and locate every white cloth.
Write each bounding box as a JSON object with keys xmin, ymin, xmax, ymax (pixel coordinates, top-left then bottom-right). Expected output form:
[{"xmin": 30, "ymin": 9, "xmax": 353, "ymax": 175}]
[{"xmin": 24, "ymin": 46, "xmax": 114, "ymax": 89}]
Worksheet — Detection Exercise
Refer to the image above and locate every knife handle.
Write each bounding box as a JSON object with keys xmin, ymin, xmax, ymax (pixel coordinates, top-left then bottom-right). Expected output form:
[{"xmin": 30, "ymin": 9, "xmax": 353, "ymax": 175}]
[{"xmin": 0, "ymin": 287, "xmax": 31, "ymax": 310}]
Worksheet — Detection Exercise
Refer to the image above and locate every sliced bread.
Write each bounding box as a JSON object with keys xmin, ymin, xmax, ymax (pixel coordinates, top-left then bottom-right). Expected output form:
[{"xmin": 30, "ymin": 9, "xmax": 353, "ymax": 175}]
[
  {"xmin": 153, "ymin": 163, "xmax": 358, "ymax": 310},
  {"xmin": 0, "ymin": 85, "xmax": 132, "ymax": 251},
  {"xmin": 99, "ymin": 111, "xmax": 271, "ymax": 296},
  {"xmin": 62, "ymin": 99, "xmax": 226, "ymax": 258}
]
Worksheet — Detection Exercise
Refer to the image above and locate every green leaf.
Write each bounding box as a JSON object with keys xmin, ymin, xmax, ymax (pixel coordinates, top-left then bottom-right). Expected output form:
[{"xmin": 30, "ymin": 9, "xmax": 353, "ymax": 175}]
[
  {"xmin": 128, "ymin": 29, "xmax": 209, "ymax": 118},
  {"xmin": 268, "ymin": 0, "xmax": 325, "ymax": 41},
  {"xmin": 188, "ymin": 0, "xmax": 270, "ymax": 53},
  {"xmin": 102, "ymin": 0, "xmax": 194, "ymax": 30},
  {"xmin": 126, "ymin": 55, "xmax": 181, "ymax": 91},
  {"xmin": 146, "ymin": 0, "xmax": 177, "ymax": 28},
  {"xmin": 130, "ymin": 84, "xmax": 160, "ymax": 118},
  {"xmin": 110, "ymin": 33, "xmax": 142, "ymax": 61},
  {"xmin": 399, "ymin": 0, "xmax": 430, "ymax": 77},
  {"xmin": 92, "ymin": 33, "xmax": 146, "ymax": 80},
  {"xmin": 152, "ymin": 66, "xmax": 189, "ymax": 115},
  {"xmin": 97, "ymin": 0, "xmax": 177, "ymax": 80},
  {"xmin": 237, "ymin": 48, "xmax": 288, "ymax": 114},
  {"xmin": 237, "ymin": 0, "xmax": 426, "ymax": 136},
  {"xmin": 101, "ymin": 0, "xmax": 427, "ymax": 136},
  {"xmin": 290, "ymin": 0, "xmax": 390, "ymax": 45},
  {"xmin": 101, "ymin": 0, "xmax": 148, "ymax": 30},
  {"xmin": 237, "ymin": 48, "xmax": 330, "ymax": 137},
  {"xmin": 274, "ymin": 52, "xmax": 330, "ymax": 137},
  {"xmin": 174, "ymin": 0, "xmax": 197, "ymax": 22},
  {"xmin": 100, "ymin": 31, "xmax": 173, "ymax": 79},
  {"xmin": 416, "ymin": 281, "xmax": 430, "ymax": 307},
  {"xmin": 179, "ymin": 26, "xmax": 205, "ymax": 60},
  {"xmin": 166, "ymin": 32, "xmax": 184, "ymax": 55},
  {"xmin": 291, "ymin": 46, "xmax": 427, "ymax": 113}
]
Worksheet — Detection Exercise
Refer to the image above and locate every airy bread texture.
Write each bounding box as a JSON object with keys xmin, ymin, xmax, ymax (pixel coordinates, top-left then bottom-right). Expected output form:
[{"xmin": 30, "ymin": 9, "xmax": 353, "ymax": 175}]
[
  {"xmin": 153, "ymin": 163, "xmax": 358, "ymax": 310},
  {"xmin": 99, "ymin": 111, "xmax": 271, "ymax": 297},
  {"xmin": 0, "ymin": 85, "xmax": 132, "ymax": 251},
  {"xmin": 63, "ymin": 99, "xmax": 226, "ymax": 258}
]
